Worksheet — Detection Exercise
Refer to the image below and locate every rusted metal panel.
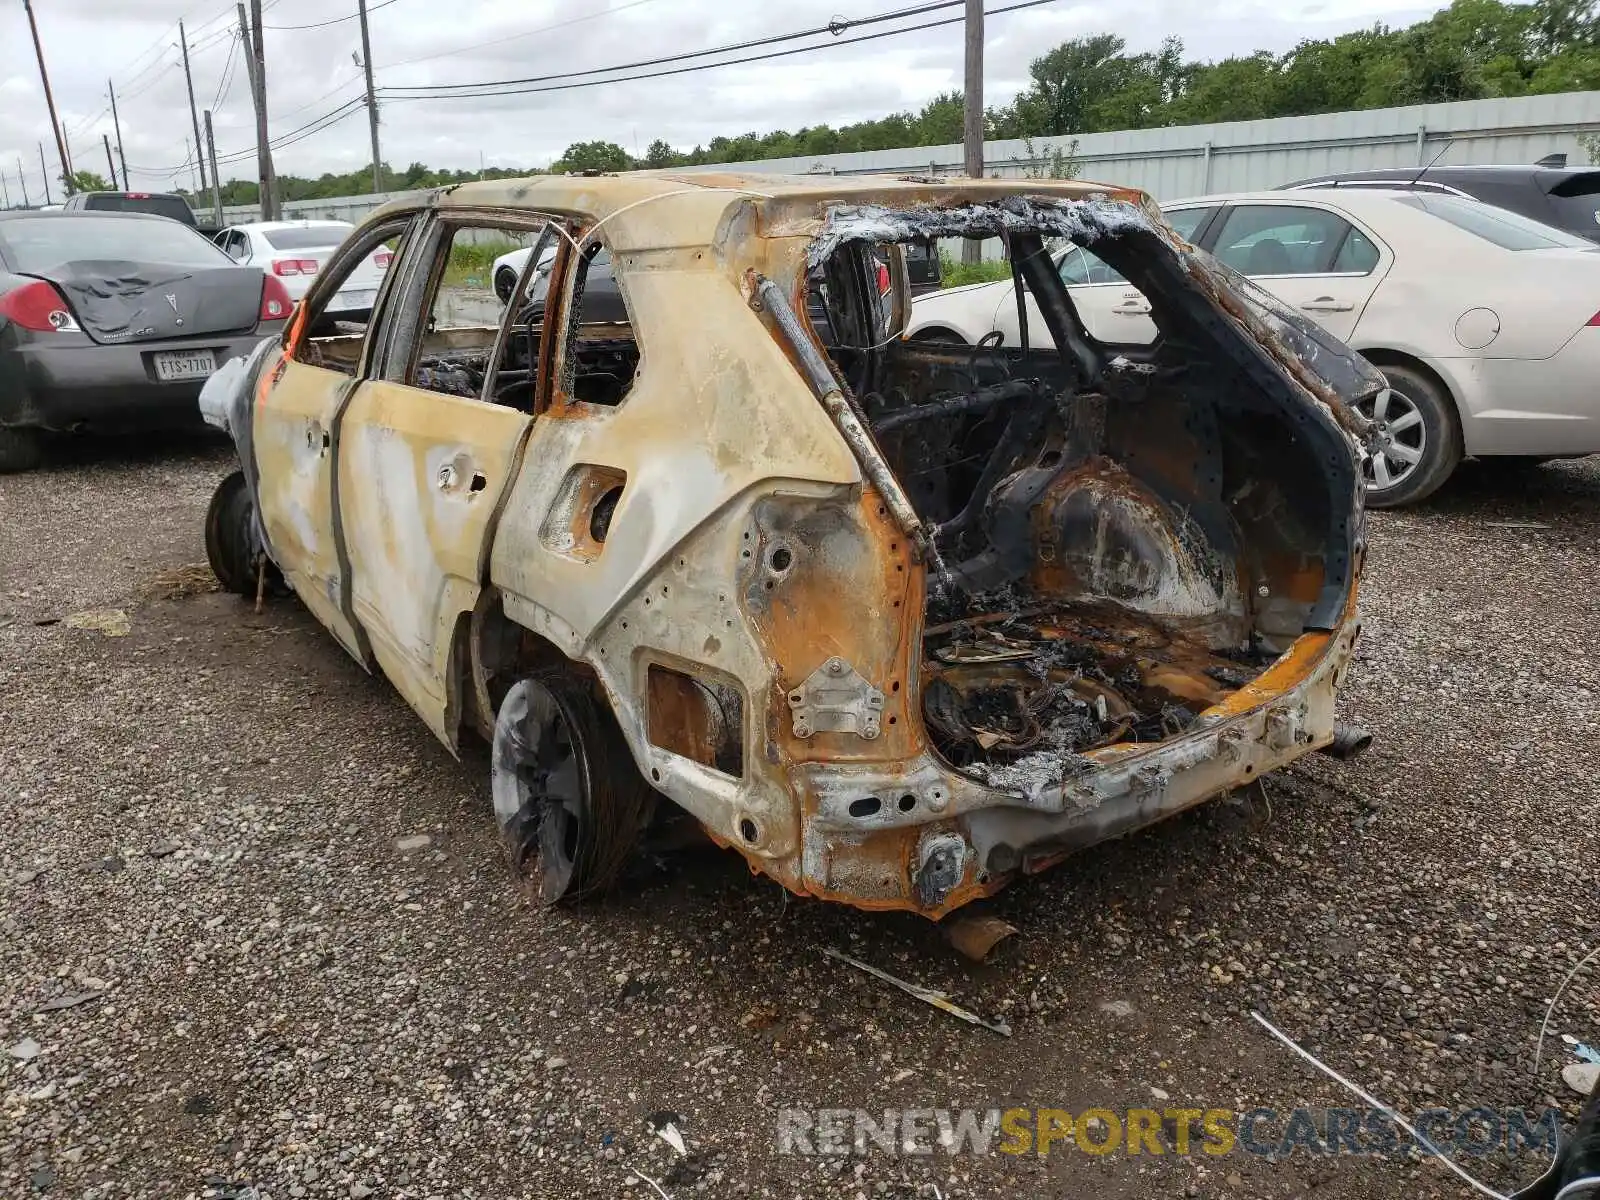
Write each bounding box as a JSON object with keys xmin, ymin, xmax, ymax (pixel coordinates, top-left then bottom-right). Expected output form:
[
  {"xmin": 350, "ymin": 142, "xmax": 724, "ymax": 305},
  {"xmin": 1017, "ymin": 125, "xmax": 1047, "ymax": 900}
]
[
  {"xmin": 336, "ymin": 383, "xmax": 532, "ymax": 748},
  {"xmin": 250, "ymin": 353, "xmax": 369, "ymax": 663}
]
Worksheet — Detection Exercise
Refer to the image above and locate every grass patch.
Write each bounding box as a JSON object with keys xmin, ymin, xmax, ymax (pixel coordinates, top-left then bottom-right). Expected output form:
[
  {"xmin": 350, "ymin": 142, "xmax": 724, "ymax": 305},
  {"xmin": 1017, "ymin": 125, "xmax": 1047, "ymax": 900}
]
[
  {"xmin": 939, "ymin": 251, "xmax": 1012, "ymax": 288},
  {"xmin": 443, "ymin": 238, "xmax": 522, "ymax": 289}
]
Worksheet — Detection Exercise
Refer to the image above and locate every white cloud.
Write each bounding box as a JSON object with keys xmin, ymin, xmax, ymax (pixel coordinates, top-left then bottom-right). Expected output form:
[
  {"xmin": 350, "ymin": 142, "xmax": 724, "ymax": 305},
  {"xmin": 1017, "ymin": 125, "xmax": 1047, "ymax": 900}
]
[{"xmin": 1, "ymin": 0, "xmax": 1446, "ymax": 201}]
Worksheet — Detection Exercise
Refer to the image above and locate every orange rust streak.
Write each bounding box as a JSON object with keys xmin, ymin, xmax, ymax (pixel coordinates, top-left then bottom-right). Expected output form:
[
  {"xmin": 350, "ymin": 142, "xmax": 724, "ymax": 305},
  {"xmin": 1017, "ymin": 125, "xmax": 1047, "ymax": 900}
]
[
  {"xmin": 705, "ymin": 825, "xmax": 1003, "ymax": 919},
  {"xmin": 646, "ymin": 667, "xmax": 718, "ymax": 769},
  {"xmin": 759, "ymin": 489, "xmax": 924, "ymax": 766}
]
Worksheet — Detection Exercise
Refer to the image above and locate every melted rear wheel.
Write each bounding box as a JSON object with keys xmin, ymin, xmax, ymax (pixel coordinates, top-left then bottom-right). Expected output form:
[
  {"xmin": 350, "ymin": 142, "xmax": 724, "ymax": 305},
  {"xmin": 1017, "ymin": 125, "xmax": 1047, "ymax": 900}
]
[{"xmin": 490, "ymin": 674, "xmax": 654, "ymax": 903}]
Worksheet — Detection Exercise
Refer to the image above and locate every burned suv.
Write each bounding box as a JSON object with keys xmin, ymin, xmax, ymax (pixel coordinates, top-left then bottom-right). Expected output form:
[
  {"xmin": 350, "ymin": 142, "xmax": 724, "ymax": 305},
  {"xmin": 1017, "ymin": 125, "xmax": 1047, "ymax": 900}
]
[{"xmin": 200, "ymin": 174, "xmax": 1374, "ymax": 917}]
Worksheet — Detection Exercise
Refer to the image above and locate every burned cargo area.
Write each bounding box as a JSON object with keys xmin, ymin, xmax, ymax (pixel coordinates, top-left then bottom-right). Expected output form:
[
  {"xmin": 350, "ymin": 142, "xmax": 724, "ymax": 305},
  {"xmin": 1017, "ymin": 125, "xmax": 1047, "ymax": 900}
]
[{"xmin": 803, "ymin": 196, "xmax": 1360, "ymax": 793}]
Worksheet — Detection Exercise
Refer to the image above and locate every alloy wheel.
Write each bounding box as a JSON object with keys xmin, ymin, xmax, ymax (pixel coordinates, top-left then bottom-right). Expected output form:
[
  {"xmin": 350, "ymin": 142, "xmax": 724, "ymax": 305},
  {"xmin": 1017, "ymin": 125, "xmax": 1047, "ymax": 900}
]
[{"xmin": 1355, "ymin": 387, "xmax": 1427, "ymax": 492}]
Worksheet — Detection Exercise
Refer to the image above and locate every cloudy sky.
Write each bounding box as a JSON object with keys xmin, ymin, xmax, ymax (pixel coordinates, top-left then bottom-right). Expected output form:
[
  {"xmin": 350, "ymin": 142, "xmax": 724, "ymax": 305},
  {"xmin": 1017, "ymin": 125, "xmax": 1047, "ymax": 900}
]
[{"xmin": 1, "ymin": 0, "xmax": 1440, "ymax": 202}]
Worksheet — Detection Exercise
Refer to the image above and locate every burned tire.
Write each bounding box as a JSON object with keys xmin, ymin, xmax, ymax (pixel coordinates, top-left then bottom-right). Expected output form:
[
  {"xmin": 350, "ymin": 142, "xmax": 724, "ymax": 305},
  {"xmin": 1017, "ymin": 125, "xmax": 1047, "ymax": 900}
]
[
  {"xmin": 1356, "ymin": 365, "xmax": 1461, "ymax": 508},
  {"xmin": 494, "ymin": 268, "xmax": 518, "ymax": 305},
  {"xmin": 204, "ymin": 469, "xmax": 284, "ymax": 597},
  {"xmin": 490, "ymin": 673, "xmax": 655, "ymax": 904},
  {"xmin": 0, "ymin": 428, "xmax": 43, "ymax": 474}
]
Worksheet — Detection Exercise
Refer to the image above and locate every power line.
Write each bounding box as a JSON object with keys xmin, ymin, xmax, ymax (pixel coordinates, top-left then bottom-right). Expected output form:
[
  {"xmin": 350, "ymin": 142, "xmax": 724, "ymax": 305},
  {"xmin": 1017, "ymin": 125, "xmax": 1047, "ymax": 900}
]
[
  {"xmin": 381, "ymin": 0, "xmax": 965, "ymax": 93},
  {"xmin": 119, "ymin": 0, "xmax": 1059, "ymax": 185},
  {"xmin": 102, "ymin": 0, "xmax": 277, "ymax": 99},
  {"xmin": 382, "ymin": 0, "xmax": 1057, "ymax": 101},
  {"xmin": 211, "ymin": 30, "xmax": 241, "ymax": 111},
  {"xmin": 263, "ymin": 0, "xmax": 402, "ymax": 32},
  {"xmin": 378, "ymin": 0, "xmax": 662, "ymax": 72},
  {"xmin": 214, "ymin": 99, "xmax": 367, "ymax": 166},
  {"xmin": 271, "ymin": 74, "xmax": 366, "ymax": 122},
  {"xmin": 120, "ymin": 62, "xmax": 180, "ymax": 104}
]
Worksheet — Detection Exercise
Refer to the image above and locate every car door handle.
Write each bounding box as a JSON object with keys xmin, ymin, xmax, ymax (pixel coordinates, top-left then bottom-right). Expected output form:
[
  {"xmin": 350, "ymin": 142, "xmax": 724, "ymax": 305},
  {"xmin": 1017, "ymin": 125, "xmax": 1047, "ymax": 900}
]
[
  {"xmin": 1113, "ymin": 301, "xmax": 1152, "ymax": 315},
  {"xmin": 1300, "ymin": 297, "xmax": 1354, "ymax": 312}
]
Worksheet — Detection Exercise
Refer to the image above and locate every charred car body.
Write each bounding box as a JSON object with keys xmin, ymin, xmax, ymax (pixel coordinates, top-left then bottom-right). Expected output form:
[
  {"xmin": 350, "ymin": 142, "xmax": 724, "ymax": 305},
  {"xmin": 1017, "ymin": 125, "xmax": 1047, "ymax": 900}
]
[{"xmin": 201, "ymin": 174, "xmax": 1375, "ymax": 917}]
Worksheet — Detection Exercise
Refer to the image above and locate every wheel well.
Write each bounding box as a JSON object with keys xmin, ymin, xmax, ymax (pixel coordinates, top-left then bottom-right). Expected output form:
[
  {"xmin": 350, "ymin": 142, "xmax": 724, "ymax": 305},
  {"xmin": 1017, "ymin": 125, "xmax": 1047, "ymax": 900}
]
[
  {"xmin": 910, "ymin": 326, "xmax": 967, "ymax": 344},
  {"xmin": 462, "ymin": 591, "xmax": 582, "ymax": 743},
  {"xmin": 1355, "ymin": 349, "xmax": 1460, "ymax": 420}
]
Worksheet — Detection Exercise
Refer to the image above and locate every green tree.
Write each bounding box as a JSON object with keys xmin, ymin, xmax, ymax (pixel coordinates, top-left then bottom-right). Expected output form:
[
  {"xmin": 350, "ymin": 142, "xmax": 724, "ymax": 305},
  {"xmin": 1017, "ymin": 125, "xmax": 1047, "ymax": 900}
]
[
  {"xmin": 1172, "ymin": 52, "xmax": 1282, "ymax": 123},
  {"xmin": 1007, "ymin": 34, "xmax": 1131, "ymax": 136},
  {"xmin": 551, "ymin": 141, "xmax": 633, "ymax": 173},
  {"xmin": 642, "ymin": 139, "xmax": 683, "ymax": 168},
  {"xmin": 67, "ymin": 169, "xmax": 111, "ymax": 193}
]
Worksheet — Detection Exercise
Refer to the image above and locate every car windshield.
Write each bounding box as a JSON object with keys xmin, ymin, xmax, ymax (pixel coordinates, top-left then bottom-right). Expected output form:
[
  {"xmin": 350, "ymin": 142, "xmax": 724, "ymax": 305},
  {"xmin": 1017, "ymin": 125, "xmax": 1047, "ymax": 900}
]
[
  {"xmin": 261, "ymin": 225, "xmax": 351, "ymax": 250},
  {"xmin": 1396, "ymin": 193, "xmax": 1594, "ymax": 250},
  {"xmin": 0, "ymin": 216, "xmax": 232, "ymax": 273}
]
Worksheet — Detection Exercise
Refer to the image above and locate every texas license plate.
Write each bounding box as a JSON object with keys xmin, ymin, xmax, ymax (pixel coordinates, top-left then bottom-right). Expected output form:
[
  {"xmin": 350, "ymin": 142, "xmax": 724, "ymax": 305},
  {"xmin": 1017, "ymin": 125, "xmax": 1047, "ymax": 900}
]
[{"xmin": 153, "ymin": 349, "xmax": 217, "ymax": 382}]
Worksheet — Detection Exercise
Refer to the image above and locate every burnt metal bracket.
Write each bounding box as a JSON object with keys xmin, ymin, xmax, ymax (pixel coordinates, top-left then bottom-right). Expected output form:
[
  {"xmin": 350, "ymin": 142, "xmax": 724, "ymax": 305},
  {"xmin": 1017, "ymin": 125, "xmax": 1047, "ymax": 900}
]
[{"xmin": 788, "ymin": 657, "xmax": 885, "ymax": 740}]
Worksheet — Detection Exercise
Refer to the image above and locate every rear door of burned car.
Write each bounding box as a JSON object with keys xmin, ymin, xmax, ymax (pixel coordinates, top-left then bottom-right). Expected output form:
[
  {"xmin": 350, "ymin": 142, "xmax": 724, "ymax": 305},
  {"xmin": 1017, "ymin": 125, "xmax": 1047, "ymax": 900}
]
[
  {"xmin": 252, "ymin": 211, "xmax": 419, "ymax": 663},
  {"xmin": 332, "ymin": 210, "xmax": 561, "ymax": 746}
]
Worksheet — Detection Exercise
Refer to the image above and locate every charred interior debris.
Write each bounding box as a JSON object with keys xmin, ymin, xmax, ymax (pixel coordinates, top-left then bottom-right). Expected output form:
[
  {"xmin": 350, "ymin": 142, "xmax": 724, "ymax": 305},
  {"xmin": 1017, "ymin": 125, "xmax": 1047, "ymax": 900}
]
[{"xmin": 800, "ymin": 197, "xmax": 1361, "ymax": 792}]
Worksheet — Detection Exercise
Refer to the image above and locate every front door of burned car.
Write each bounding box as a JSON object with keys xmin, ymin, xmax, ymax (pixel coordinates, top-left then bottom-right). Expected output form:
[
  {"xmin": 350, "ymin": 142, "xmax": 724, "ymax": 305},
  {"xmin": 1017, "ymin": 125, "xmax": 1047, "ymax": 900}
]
[
  {"xmin": 332, "ymin": 214, "xmax": 559, "ymax": 748},
  {"xmin": 254, "ymin": 214, "xmax": 416, "ymax": 664}
]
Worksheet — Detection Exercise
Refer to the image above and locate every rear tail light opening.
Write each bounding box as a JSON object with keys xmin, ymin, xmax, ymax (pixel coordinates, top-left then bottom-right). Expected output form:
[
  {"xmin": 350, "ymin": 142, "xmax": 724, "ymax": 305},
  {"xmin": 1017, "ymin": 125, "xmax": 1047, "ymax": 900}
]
[
  {"xmin": 272, "ymin": 258, "xmax": 320, "ymax": 276},
  {"xmin": 373, "ymin": 250, "xmax": 393, "ymax": 270},
  {"xmin": 260, "ymin": 276, "xmax": 294, "ymax": 322},
  {"xmin": 0, "ymin": 280, "xmax": 80, "ymax": 333}
]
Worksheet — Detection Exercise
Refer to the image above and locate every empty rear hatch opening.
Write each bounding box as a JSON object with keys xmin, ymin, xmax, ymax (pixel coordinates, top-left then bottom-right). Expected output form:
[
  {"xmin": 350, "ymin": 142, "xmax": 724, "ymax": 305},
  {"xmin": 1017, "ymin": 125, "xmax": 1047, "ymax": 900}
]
[{"xmin": 798, "ymin": 195, "xmax": 1362, "ymax": 792}]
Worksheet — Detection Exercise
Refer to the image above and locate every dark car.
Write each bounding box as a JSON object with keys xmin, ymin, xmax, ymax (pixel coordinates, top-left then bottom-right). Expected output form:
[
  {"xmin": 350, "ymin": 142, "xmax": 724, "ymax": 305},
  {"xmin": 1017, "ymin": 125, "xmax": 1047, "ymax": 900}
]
[
  {"xmin": 1278, "ymin": 161, "xmax": 1600, "ymax": 242},
  {"xmin": 904, "ymin": 240, "xmax": 942, "ymax": 292},
  {"xmin": 61, "ymin": 189, "xmax": 220, "ymax": 236},
  {"xmin": 506, "ymin": 245, "xmax": 628, "ymax": 325},
  {"xmin": 0, "ymin": 211, "xmax": 292, "ymax": 472}
]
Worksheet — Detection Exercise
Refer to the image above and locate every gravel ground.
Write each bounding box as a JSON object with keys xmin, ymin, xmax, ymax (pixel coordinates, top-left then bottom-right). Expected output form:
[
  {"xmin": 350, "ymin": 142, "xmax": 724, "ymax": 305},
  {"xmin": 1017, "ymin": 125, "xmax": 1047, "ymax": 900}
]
[{"xmin": 3, "ymin": 440, "xmax": 1598, "ymax": 1200}]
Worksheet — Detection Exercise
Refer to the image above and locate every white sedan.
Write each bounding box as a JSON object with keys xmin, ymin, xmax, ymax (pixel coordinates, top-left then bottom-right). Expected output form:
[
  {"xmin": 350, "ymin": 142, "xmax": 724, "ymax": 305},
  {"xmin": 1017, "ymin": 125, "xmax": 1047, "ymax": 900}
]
[
  {"xmin": 908, "ymin": 189, "xmax": 1600, "ymax": 505},
  {"xmin": 491, "ymin": 243, "xmax": 556, "ymax": 303},
  {"xmin": 214, "ymin": 220, "xmax": 389, "ymax": 321}
]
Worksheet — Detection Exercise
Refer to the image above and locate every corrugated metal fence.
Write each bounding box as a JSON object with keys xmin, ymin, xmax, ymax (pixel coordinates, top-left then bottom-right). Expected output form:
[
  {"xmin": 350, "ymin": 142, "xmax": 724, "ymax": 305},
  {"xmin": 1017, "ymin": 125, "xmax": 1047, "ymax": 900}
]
[{"xmin": 221, "ymin": 89, "xmax": 1600, "ymax": 226}]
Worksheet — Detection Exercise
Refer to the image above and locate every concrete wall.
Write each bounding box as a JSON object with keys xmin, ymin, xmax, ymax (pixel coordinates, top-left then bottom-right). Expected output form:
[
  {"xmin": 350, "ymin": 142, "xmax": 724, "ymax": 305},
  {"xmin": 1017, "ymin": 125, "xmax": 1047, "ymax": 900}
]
[{"xmin": 217, "ymin": 89, "xmax": 1600, "ymax": 226}]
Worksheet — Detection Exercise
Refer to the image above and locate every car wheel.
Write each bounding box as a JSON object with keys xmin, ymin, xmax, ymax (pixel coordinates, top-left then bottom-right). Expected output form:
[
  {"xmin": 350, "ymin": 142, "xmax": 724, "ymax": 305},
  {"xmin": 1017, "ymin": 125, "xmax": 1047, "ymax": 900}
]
[
  {"xmin": 1354, "ymin": 365, "xmax": 1461, "ymax": 508},
  {"xmin": 490, "ymin": 673, "xmax": 655, "ymax": 904},
  {"xmin": 0, "ymin": 428, "xmax": 43, "ymax": 473},
  {"xmin": 205, "ymin": 470, "xmax": 284, "ymax": 596},
  {"xmin": 910, "ymin": 327, "xmax": 966, "ymax": 344},
  {"xmin": 494, "ymin": 268, "xmax": 517, "ymax": 305}
]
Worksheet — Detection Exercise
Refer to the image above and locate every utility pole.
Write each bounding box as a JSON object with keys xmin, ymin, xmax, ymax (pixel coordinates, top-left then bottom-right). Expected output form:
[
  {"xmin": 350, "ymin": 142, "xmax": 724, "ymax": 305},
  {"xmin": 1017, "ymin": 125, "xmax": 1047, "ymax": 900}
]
[
  {"xmin": 357, "ymin": 0, "xmax": 383, "ymax": 193},
  {"xmin": 103, "ymin": 134, "xmax": 118, "ymax": 188},
  {"xmin": 178, "ymin": 21, "xmax": 208, "ymax": 194},
  {"xmin": 240, "ymin": 0, "xmax": 278, "ymax": 219},
  {"xmin": 38, "ymin": 143, "xmax": 52, "ymax": 204},
  {"xmin": 23, "ymin": 0, "xmax": 73, "ymax": 195},
  {"xmin": 60, "ymin": 124, "xmax": 75, "ymax": 189},
  {"xmin": 204, "ymin": 110, "xmax": 224, "ymax": 227},
  {"xmin": 17, "ymin": 157, "xmax": 31, "ymax": 207},
  {"xmin": 185, "ymin": 137, "xmax": 199, "ymax": 194},
  {"xmin": 961, "ymin": 0, "xmax": 984, "ymax": 264},
  {"xmin": 108, "ymin": 80, "xmax": 130, "ymax": 190},
  {"xmin": 1, "ymin": 172, "xmax": 11, "ymax": 210}
]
